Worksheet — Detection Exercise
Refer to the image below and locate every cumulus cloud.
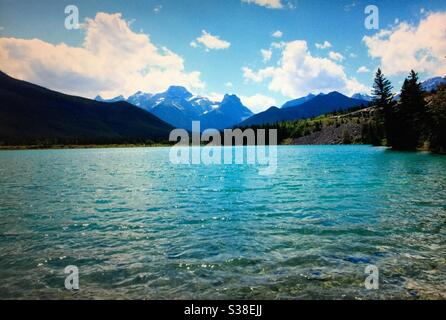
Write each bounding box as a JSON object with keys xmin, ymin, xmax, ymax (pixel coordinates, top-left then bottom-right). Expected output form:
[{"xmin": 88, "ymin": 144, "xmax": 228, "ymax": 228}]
[
  {"xmin": 0, "ymin": 12, "xmax": 204, "ymax": 98},
  {"xmin": 242, "ymin": 66, "xmax": 275, "ymax": 83},
  {"xmin": 225, "ymin": 82, "xmax": 233, "ymax": 88},
  {"xmin": 328, "ymin": 51, "xmax": 345, "ymax": 62},
  {"xmin": 242, "ymin": 40, "xmax": 369, "ymax": 98},
  {"xmin": 357, "ymin": 66, "xmax": 371, "ymax": 73},
  {"xmin": 315, "ymin": 41, "xmax": 332, "ymax": 49},
  {"xmin": 272, "ymin": 30, "xmax": 283, "ymax": 38},
  {"xmin": 242, "ymin": 0, "xmax": 284, "ymax": 9},
  {"xmin": 261, "ymin": 48, "xmax": 272, "ymax": 62},
  {"xmin": 240, "ymin": 94, "xmax": 277, "ymax": 113},
  {"xmin": 194, "ymin": 30, "xmax": 231, "ymax": 50},
  {"xmin": 363, "ymin": 11, "xmax": 446, "ymax": 76}
]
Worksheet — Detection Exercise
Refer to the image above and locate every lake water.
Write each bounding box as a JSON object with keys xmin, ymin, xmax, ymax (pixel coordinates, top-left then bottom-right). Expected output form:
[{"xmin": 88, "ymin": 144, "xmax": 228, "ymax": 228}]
[{"xmin": 0, "ymin": 145, "xmax": 445, "ymax": 299}]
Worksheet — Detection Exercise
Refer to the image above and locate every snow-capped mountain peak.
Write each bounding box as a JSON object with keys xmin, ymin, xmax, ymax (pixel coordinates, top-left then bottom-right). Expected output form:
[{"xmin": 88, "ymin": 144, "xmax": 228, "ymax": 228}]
[
  {"xmin": 351, "ymin": 93, "xmax": 373, "ymax": 101},
  {"xmin": 95, "ymin": 88, "xmax": 252, "ymax": 131},
  {"xmin": 127, "ymin": 91, "xmax": 153, "ymax": 107}
]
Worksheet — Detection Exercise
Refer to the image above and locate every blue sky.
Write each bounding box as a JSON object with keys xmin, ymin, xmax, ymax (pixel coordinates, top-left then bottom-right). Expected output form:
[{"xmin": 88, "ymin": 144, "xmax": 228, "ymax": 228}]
[{"xmin": 1, "ymin": 0, "xmax": 445, "ymax": 112}]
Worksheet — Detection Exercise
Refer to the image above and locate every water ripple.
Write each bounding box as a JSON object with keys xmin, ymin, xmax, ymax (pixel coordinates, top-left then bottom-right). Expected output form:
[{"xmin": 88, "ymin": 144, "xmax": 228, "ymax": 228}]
[{"xmin": 0, "ymin": 146, "xmax": 445, "ymax": 299}]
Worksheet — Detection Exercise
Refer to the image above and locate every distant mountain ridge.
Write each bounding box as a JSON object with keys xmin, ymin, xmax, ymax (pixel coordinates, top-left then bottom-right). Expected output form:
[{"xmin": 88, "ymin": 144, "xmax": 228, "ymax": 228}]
[
  {"xmin": 200, "ymin": 94, "xmax": 253, "ymax": 130},
  {"xmin": 393, "ymin": 75, "xmax": 446, "ymax": 101},
  {"xmin": 421, "ymin": 76, "xmax": 446, "ymax": 92},
  {"xmin": 239, "ymin": 91, "xmax": 369, "ymax": 127},
  {"xmin": 239, "ymin": 76, "xmax": 444, "ymax": 127},
  {"xmin": 97, "ymin": 87, "xmax": 253, "ymax": 131},
  {"xmin": 95, "ymin": 95, "xmax": 125, "ymax": 103},
  {"xmin": 351, "ymin": 93, "xmax": 373, "ymax": 101},
  {"xmin": 0, "ymin": 71, "xmax": 173, "ymax": 145},
  {"xmin": 281, "ymin": 93, "xmax": 318, "ymax": 108}
]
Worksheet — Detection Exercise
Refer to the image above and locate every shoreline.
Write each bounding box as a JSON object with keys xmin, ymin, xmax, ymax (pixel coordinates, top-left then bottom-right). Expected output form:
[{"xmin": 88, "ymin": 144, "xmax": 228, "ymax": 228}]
[
  {"xmin": 1, "ymin": 143, "xmax": 441, "ymax": 154},
  {"xmin": 0, "ymin": 143, "xmax": 172, "ymax": 151},
  {"xmin": 0, "ymin": 142, "xmax": 372, "ymax": 151}
]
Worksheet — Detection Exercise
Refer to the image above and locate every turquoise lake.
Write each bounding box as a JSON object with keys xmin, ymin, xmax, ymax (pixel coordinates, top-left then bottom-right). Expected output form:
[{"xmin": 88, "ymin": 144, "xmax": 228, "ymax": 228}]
[{"xmin": 0, "ymin": 145, "xmax": 445, "ymax": 299}]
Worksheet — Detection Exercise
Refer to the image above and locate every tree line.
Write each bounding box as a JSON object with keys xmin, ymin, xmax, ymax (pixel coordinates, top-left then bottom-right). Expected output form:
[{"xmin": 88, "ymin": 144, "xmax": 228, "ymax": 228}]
[{"xmin": 368, "ymin": 68, "xmax": 446, "ymax": 153}]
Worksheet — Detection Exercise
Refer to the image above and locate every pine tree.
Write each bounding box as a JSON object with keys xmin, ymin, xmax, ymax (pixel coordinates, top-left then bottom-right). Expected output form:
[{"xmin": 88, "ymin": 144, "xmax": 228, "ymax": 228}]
[
  {"xmin": 428, "ymin": 84, "xmax": 446, "ymax": 153},
  {"xmin": 371, "ymin": 68, "xmax": 394, "ymax": 145},
  {"xmin": 393, "ymin": 70, "xmax": 426, "ymax": 149},
  {"xmin": 372, "ymin": 68, "xmax": 393, "ymax": 107}
]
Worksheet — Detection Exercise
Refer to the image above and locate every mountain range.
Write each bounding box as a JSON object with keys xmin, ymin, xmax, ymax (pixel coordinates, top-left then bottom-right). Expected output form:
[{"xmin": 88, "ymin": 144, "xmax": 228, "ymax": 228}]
[
  {"xmin": 281, "ymin": 92, "xmax": 372, "ymax": 109},
  {"xmin": 96, "ymin": 87, "xmax": 253, "ymax": 131},
  {"xmin": 98, "ymin": 87, "xmax": 373, "ymax": 130},
  {"xmin": 0, "ymin": 71, "xmax": 173, "ymax": 145},
  {"xmin": 2, "ymin": 70, "xmax": 444, "ymax": 146},
  {"xmin": 96, "ymin": 76, "xmax": 445, "ymax": 130},
  {"xmin": 393, "ymin": 76, "xmax": 446, "ymax": 101},
  {"xmin": 238, "ymin": 91, "xmax": 370, "ymax": 127}
]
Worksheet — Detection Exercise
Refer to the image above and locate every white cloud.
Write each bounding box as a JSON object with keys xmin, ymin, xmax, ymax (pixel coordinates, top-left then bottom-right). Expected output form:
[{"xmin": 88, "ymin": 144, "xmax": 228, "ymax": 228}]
[
  {"xmin": 350, "ymin": 52, "xmax": 358, "ymax": 58},
  {"xmin": 241, "ymin": 0, "xmax": 284, "ymax": 9},
  {"xmin": 328, "ymin": 51, "xmax": 345, "ymax": 61},
  {"xmin": 243, "ymin": 40, "xmax": 369, "ymax": 98},
  {"xmin": 153, "ymin": 5, "xmax": 162, "ymax": 14},
  {"xmin": 272, "ymin": 30, "xmax": 283, "ymax": 38},
  {"xmin": 344, "ymin": 2, "xmax": 356, "ymax": 12},
  {"xmin": 240, "ymin": 94, "xmax": 277, "ymax": 113},
  {"xmin": 363, "ymin": 11, "xmax": 446, "ymax": 76},
  {"xmin": 194, "ymin": 30, "xmax": 231, "ymax": 50},
  {"xmin": 242, "ymin": 66, "xmax": 275, "ymax": 83},
  {"xmin": 271, "ymin": 41, "xmax": 286, "ymax": 49},
  {"xmin": 190, "ymin": 41, "xmax": 198, "ymax": 48},
  {"xmin": 207, "ymin": 92, "xmax": 225, "ymax": 102},
  {"xmin": 357, "ymin": 66, "xmax": 371, "ymax": 73},
  {"xmin": 315, "ymin": 41, "xmax": 332, "ymax": 49},
  {"xmin": 261, "ymin": 48, "xmax": 272, "ymax": 62},
  {"xmin": 0, "ymin": 12, "xmax": 204, "ymax": 98},
  {"xmin": 225, "ymin": 82, "xmax": 233, "ymax": 88}
]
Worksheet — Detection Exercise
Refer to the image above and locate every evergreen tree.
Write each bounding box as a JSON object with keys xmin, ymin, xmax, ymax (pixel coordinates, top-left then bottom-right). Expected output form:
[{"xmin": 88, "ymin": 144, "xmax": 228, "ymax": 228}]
[
  {"xmin": 371, "ymin": 68, "xmax": 394, "ymax": 145},
  {"xmin": 372, "ymin": 68, "xmax": 393, "ymax": 107},
  {"xmin": 427, "ymin": 84, "xmax": 446, "ymax": 153},
  {"xmin": 392, "ymin": 70, "xmax": 426, "ymax": 149}
]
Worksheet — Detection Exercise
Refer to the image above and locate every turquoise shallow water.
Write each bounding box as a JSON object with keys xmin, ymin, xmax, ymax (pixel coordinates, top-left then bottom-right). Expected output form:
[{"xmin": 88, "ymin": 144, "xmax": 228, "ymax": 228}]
[{"xmin": 0, "ymin": 145, "xmax": 445, "ymax": 299}]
